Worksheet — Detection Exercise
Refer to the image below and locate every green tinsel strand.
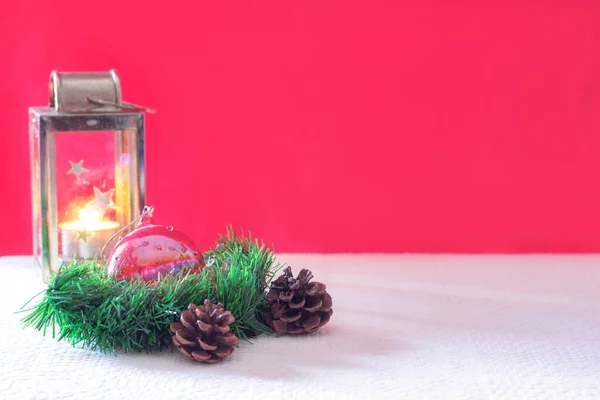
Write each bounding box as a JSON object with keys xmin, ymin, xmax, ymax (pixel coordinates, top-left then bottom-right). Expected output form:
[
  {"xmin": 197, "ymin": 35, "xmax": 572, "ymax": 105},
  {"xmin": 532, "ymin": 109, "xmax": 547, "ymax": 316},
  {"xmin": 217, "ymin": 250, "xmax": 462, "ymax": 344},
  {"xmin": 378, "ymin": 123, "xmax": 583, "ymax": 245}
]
[{"xmin": 21, "ymin": 229, "xmax": 280, "ymax": 354}]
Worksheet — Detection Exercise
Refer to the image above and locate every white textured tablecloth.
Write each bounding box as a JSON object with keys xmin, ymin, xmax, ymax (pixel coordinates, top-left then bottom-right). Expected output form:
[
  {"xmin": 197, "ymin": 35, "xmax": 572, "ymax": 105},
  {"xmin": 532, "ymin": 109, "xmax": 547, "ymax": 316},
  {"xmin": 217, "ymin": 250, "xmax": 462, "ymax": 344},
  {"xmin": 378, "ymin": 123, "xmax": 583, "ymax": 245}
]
[{"xmin": 1, "ymin": 255, "xmax": 600, "ymax": 399}]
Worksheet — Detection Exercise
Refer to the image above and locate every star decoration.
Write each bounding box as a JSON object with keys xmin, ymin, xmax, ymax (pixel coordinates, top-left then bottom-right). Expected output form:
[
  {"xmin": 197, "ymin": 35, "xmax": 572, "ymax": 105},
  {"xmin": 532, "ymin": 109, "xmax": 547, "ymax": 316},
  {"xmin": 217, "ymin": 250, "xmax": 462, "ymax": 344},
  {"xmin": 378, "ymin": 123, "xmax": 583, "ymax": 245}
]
[
  {"xmin": 89, "ymin": 187, "xmax": 115, "ymax": 216},
  {"xmin": 67, "ymin": 160, "xmax": 89, "ymax": 181},
  {"xmin": 76, "ymin": 229, "xmax": 91, "ymax": 243}
]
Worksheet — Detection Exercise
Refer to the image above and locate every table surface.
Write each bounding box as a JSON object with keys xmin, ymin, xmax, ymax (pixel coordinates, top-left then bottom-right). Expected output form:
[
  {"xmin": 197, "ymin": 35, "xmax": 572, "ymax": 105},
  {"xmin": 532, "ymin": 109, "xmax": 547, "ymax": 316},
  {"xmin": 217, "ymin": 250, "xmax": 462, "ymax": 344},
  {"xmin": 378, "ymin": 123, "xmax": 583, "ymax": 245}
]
[{"xmin": 1, "ymin": 255, "xmax": 599, "ymax": 400}]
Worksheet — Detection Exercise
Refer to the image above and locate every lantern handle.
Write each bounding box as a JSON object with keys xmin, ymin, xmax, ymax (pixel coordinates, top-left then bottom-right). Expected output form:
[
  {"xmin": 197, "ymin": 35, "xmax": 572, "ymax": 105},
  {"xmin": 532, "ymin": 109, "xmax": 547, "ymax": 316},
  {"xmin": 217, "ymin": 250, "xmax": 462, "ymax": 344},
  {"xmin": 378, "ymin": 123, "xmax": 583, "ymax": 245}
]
[{"xmin": 87, "ymin": 97, "xmax": 157, "ymax": 114}]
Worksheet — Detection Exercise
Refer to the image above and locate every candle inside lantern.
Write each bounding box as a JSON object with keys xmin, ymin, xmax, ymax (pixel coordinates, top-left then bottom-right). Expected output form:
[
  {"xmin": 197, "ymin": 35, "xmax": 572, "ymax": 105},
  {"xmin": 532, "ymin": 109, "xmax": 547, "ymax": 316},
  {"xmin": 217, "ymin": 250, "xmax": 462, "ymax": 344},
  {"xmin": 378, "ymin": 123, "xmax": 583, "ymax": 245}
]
[{"xmin": 59, "ymin": 206, "xmax": 120, "ymax": 260}]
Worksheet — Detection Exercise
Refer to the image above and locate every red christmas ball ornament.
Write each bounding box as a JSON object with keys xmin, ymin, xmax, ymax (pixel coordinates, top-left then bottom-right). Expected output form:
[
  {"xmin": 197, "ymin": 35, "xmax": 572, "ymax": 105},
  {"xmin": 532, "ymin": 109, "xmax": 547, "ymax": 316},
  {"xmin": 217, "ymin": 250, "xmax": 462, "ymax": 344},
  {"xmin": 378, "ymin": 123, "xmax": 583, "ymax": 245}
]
[{"xmin": 106, "ymin": 207, "xmax": 203, "ymax": 281}]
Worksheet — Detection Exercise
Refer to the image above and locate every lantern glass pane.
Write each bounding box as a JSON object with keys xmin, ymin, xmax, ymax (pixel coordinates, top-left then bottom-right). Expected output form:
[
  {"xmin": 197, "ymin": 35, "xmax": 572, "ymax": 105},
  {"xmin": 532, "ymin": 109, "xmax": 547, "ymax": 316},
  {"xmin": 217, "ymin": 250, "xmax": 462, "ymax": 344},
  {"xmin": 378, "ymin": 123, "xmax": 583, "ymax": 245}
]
[{"xmin": 55, "ymin": 130, "xmax": 119, "ymax": 262}]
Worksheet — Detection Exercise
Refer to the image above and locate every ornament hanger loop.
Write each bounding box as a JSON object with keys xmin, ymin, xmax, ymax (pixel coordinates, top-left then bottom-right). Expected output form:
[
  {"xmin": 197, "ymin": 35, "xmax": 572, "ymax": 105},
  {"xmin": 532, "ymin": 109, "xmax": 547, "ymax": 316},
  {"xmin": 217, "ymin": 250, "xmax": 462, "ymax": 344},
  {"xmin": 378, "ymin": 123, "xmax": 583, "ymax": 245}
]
[{"xmin": 100, "ymin": 206, "xmax": 154, "ymax": 260}]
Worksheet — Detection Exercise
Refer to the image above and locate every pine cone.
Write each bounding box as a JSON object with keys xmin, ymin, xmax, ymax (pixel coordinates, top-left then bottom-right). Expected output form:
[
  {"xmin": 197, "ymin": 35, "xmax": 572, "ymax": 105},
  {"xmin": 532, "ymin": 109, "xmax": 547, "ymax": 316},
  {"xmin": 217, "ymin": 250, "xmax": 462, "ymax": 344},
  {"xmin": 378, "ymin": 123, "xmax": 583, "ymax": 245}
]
[
  {"xmin": 170, "ymin": 300, "xmax": 240, "ymax": 363},
  {"xmin": 265, "ymin": 267, "xmax": 333, "ymax": 334}
]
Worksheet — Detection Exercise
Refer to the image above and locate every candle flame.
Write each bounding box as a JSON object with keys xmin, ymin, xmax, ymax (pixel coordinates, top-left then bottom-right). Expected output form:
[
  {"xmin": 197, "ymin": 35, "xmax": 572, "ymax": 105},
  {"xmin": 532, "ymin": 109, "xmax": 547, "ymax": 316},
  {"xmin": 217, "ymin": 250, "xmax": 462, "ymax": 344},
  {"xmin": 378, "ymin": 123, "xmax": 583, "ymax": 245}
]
[
  {"xmin": 79, "ymin": 207, "xmax": 101, "ymax": 225},
  {"xmin": 59, "ymin": 205, "xmax": 119, "ymax": 234}
]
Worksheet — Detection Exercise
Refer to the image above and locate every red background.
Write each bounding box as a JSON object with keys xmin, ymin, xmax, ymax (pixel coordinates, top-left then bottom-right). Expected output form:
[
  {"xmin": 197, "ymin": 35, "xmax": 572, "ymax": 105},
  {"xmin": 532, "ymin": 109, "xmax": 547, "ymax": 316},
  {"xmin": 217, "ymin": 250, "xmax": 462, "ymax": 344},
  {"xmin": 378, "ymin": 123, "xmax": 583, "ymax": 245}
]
[{"xmin": 1, "ymin": 1, "xmax": 600, "ymax": 254}]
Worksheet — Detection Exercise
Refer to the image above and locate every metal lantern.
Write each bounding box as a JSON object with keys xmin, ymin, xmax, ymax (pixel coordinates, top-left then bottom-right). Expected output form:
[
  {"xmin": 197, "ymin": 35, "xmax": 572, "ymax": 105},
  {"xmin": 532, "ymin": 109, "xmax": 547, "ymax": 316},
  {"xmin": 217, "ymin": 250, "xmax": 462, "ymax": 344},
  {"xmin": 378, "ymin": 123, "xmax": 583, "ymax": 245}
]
[{"xmin": 29, "ymin": 70, "xmax": 149, "ymax": 279}]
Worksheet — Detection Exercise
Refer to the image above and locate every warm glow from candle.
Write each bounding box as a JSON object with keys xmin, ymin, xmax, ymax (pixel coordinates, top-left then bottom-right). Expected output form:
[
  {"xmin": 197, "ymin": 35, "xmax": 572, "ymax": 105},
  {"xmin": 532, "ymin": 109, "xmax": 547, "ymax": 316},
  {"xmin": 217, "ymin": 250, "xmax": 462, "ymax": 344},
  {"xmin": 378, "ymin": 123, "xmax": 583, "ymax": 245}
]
[
  {"xmin": 59, "ymin": 206, "xmax": 120, "ymax": 232},
  {"xmin": 79, "ymin": 207, "xmax": 101, "ymax": 226}
]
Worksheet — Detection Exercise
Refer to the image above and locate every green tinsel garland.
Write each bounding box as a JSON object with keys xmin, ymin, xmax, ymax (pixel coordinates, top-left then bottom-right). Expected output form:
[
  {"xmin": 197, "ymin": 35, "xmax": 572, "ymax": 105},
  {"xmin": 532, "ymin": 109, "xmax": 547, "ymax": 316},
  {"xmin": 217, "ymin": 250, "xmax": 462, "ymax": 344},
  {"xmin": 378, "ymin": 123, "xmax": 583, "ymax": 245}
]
[{"xmin": 21, "ymin": 230, "xmax": 281, "ymax": 354}]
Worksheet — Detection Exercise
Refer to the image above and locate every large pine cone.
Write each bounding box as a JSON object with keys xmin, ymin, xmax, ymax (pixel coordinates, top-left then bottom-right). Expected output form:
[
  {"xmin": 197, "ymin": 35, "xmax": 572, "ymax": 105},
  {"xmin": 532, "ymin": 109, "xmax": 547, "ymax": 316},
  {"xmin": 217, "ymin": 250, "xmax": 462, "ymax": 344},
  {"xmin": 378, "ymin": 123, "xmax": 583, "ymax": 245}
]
[
  {"xmin": 170, "ymin": 300, "xmax": 240, "ymax": 363},
  {"xmin": 265, "ymin": 266, "xmax": 333, "ymax": 334}
]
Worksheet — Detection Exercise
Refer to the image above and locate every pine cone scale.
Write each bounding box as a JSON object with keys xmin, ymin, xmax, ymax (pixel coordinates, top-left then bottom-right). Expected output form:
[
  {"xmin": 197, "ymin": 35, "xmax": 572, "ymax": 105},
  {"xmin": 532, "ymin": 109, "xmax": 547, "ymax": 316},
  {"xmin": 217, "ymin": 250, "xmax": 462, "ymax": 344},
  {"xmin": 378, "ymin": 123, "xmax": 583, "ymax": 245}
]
[
  {"xmin": 304, "ymin": 282, "xmax": 319, "ymax": 296},
  {"xmin": 267, "ymin": 290, "xmax": 281, "ymax": 303},
  {"xmin": 271, "ymin": 303, "xmax": 285, "ymax": 318},
  {"xmin": 180, "ymin": 347, "xmax": 195, "ymax": 359},
  {"xmin": 289, "ymin": 296, "xmax": 306, "ymax": 308},
  {"xmin": 287, "ymin": 326, "xmax": 304, "ymax": 334},
  {"xmin": 197, "ymin": 320, "xmax": 213, "ymax": 334},
  {"xmin": 321, "ymin": 293, "xmax": 333, "ymax": 311},
  {"xmin": 170, "ymin": 322, "xmax": 185, "ymax": 332},
  {"xmin": 174, "ymin": 330, "xmax": 197, "ymax": 347},
  {"xmin": 303, "ymin": 298, "xmax": 322, "ymax": 312},
  {"xmin": 281, "ymin": 309, "xmax": 302, "ymax": 322},
  {"xmin": 272, "ymin": 319, "xmax": 289, "ymax": 334},
  {"xmin": 213, "ymin": 346, "xmax": 234, "ymax": 358},
  {"xmin": 213, "ymin": 324, "xmax": 230, "ymax": 334},
  {"xmin": 217, "ymin": 333, "xmax": 240, "ymax": 346},
  {"xmin": 279, "ymin": 291, "xmax": 294, "ymax": 302},
  {"xmin": 191, "ymin": 350, "xmax": 211, "ymax": 361},
  {"xmin": 199, "ymin": 339, "xmax": 218, "ymax": 351},
  {"xmin": 296, "ymin": 269, "xmax": 313, "ymax": 283},
  {"xmin": 318, "ymin": 311, "xmax": 332, "ymax": 327},
  {"xmin": 181, "ymin": 311, "xmax": 196, "ymax": 330},
  {"xmin": 301, "ymin": 313, "xmax": 321, "ymax": 330},
  {"xmin": 216, "ymin": 312, "xmax": 235, "ymax": 326}
]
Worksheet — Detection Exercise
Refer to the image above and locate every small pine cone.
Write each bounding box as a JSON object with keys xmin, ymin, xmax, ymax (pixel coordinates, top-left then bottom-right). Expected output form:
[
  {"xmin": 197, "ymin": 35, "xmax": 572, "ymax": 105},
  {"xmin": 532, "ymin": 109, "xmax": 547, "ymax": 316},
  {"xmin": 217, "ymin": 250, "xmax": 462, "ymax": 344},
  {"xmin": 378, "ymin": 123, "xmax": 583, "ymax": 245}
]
[
  {"xmin": 170, "ymin": 300, "xmax": 240, "ymax": 363},
  {"xmin": 265, "ymin": 266, "xmax": 333, "ymax": 334}
]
